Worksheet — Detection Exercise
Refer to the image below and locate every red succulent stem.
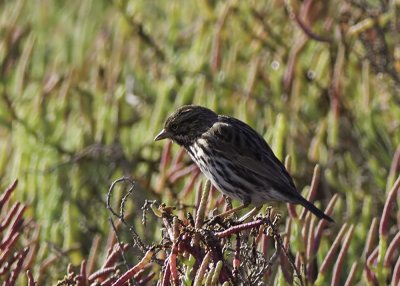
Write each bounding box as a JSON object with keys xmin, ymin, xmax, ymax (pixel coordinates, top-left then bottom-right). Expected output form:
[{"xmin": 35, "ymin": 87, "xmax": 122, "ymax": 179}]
[
  {"xmin": 169, "ymin": 164, "xmax": 199, "ymax": 183},
  {"xmin": 318, "ymin": 223, "xmax": 348, "ymax": 275},
  {"xmin": 26, "ymin": 269, "xmax": 36, "ymax": 286},
  {"xmin": 0, "ymin": 180, "xmax": 18, "ymax": 212},
  {"xmin": 306, "ymin": 218, "xmax": 316, "ymax": 281},
  {"xmin": 171, "ymin": 147, "xmax": 186, "ymax": 168},
  {"xmin": 216, "ymin": 219, "xmax": 265, "ymax": 238},
  {"xmin": 160, "ymin": 141, "xmax": 172, "ymax": 173},
  {"xmin": 379, "ymin": 176, "xmax": 400, "ymax": 238},
  {"xmin": 161, "ymin": 258, "xmax": 171, "ymax": 286},
  {"xmin": 388, "ymin": 147, "xmax": 400, "ymax": 192},
  {"xmin": 300, "ymin": 165, "xmax": 321, "ymax": 220},
  {"xmin": 133, "ymin": 263, "xmax": 152, "ymax": 281},
  {"xmin": 110, "ymin": 249, "xmax": 153, "ymax": 286},
  {"xmin": 363, "ymin": 217, "xmax": 379, "ymax": 258},
  {"xmin": 179, "ymin": 168, "xmax": 201, "ymax": 200},
  {"xmin": 365, "ymin": 246, "xmax": 379, "ymax": 283},
  {"xmin": 86, "ymin": 235, "xmax": 101, "ymax": 275},
  {"xmin": 89, "ymin": 267, "xmax": 117, "ymax": 283},
  {"xmin": 193, "ymin": 252, "xmax": 212, "ymax": 285},
  {"xmin": 10, "ymin": 204, "xmax": 26, "ymax": 232},
  {"xmin": 287, "ymin": 203, "xmax": 298, "ymax": 220},
  {"xmin": 7, "ymin": 247, "xmax": 29, "ymax": 286},
  {"xmin": 313, "ymin": 194, "xmax": 338, "ymax": 251},
  {"xmin": 0, "ymin": 202, "xmax": 21, "ymax": 233},
  {"xmin": 344, "ymin": 262, "xmax": 358, "ymax": 286},
  {"xmin": 384, "ymin": 231, "xmax": 400, "ymax": 268},
  {"xmin": 169, "ymin": 242, "xmax": 179, "ymax": 285},
  {"xmin": 79, "ymin": 260, "xmax": 87, "ymax": 286},
  {"xmin": 102, "ymin": 243, "xmax": 129, "ymax": 269},
  {"xmin": 332, "ymin": 226, "xmax": 354, "ymax": 286},
  {"xmin": 99, "ymin": 275, "xmax": 117, "ymax": 286},
  {"xmin": 392, "ymin": 255, "xmax": 400, "ymax": 286}
]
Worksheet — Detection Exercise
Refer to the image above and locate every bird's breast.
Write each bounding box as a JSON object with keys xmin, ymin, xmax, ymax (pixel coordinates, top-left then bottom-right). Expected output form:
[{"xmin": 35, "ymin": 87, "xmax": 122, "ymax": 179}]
[{"xmin": 187, "ymin": 140, "xmax": 210, "ymax": 173}]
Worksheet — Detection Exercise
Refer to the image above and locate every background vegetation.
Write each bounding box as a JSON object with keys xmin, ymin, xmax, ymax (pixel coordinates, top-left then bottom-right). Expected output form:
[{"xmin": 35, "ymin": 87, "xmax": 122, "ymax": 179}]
[{"xmin": 0, "ymin": 0, "xmax": 399, "ymax": 285}]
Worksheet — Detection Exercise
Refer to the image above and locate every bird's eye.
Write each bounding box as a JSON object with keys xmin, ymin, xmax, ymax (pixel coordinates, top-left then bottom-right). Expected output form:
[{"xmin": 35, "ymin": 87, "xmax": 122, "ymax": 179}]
[{"xmin": 170, "ymin": 123, "xmax": 178, "ymax": 131}]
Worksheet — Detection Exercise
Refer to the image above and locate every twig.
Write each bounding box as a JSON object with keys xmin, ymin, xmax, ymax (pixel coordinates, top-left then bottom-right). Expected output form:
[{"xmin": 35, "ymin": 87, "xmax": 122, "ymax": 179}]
[{"xmin": 106, "ymin": 177, "xmax": 148, "ymax": 253}]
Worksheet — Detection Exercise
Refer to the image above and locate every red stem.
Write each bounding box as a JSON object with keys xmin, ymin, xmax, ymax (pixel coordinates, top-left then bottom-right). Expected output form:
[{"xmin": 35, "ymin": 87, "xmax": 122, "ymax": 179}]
[
  {"xmin": 332, "ymin": 225, "xmax": 354, "ymax": 286},
  {"xmin": 319, "ymin": 223, "xmax": 348, "ymax": 275},
  {"xmin": 300, "ymin": 165, "xmax": 320, "ymax": 220},
  {"xmin": 161, "ymin": 259, "xmax": 171, "ymax": 286},
  {"xmin": 216, "ymin": 219, "xmax": 265, "ymax": 238},
  {"xmin": 0, "ymin": 202, "xmax": 21, "ymax": 233},
  {"xmin": 379, "ymin": 176, "xmax": 400, "ymax": 238},
  {"xmin": 160, "ymin": 141, "xmax": 172, "ymax": 173},
  {"xmin": 365, "ymin": 246, "xmax": 378, "ymax": 283},
  {"xmin": 102, "ymin": 243, "xmax": 129, "ymax": 269},
  {"xmin": 392, "ymin": 255, "xmax": 400, "ymax": 286},
  {"xmin": 384, "ymin": 231, "xmax": 400, "ymax": 268},
  {"xmin": 79, "ymin": 260, "xmax": 87, "ymax": 286},
  {"xmin": 0, "ymin": 179, "xmax": 18, "ymax": 212},
  {"xmin": 170, "ymin": 243, "xmax": 179, "ymax": 285},
  {"xmin": 26, "ymin": 269, "xmax": 36, "ymax": 286},
  {"xmin": 110, "ymin": 249, "xmax": 153, "ymax": 286},
  {"xmin": 313, "ymin": 194, "xmax": 338, "ymax": 251},
  {"xmin": 89, "ymin": 267, "xmax": 117, "ymax": 283}
]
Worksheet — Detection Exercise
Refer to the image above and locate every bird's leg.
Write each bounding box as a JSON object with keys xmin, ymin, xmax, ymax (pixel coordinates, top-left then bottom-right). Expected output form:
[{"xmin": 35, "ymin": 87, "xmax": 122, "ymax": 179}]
[
  {"xmin": 212, "ymin": 202, "xmax": 250, "ymax": 220},
  {"xmin": 238, "ymin": 206, "xmax": 262, "ymax": 223}
]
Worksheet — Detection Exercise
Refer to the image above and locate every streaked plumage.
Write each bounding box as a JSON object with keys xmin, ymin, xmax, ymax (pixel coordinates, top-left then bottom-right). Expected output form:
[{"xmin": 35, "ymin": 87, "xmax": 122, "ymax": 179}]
[{"xmin": 155, "ymin": 105, "xmax": 333, "ymax": 222}]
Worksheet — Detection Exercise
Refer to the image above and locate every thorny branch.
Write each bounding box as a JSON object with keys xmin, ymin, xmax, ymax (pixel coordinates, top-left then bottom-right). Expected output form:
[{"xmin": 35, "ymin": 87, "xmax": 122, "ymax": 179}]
[
  {"xmin": 106, "ymin": 177, "xmax": 149, "ymax": 253},
  {"xmin": 107, "ymin": 177, "xmax": 306, "ymax": 285}
]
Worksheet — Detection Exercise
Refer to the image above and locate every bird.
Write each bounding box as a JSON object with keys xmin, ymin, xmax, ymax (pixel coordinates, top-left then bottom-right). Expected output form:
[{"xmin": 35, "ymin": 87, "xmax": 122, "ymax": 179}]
[{"xmin": 154, "ymin": 105, "xmax": 334, "ymax": 222}]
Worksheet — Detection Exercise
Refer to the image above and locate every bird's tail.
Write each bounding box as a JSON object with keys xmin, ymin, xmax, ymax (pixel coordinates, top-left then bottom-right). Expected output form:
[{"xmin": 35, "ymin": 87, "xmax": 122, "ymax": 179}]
[{"xmin": 297, "ymin": 196, "xmax": 334, "ymax": 223}]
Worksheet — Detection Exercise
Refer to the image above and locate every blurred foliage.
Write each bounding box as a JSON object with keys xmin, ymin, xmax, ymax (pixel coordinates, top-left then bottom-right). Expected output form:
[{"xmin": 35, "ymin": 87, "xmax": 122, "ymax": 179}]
[{"xmin": 0, "ymin": 0, "xmax": 399, "ymax": 284}]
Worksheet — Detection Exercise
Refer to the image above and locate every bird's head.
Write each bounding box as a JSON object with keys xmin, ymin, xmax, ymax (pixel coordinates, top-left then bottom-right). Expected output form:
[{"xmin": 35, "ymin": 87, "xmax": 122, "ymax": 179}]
[{"xmin": 154, "ymin": 105, "xmax": 218, "ymax": 146}]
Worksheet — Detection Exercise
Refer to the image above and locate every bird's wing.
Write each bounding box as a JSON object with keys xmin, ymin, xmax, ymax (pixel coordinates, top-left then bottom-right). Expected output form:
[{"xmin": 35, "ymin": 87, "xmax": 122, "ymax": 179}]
[{"xmin": 205, "ymin": 120, "xmax": 298, "ymax": 194}]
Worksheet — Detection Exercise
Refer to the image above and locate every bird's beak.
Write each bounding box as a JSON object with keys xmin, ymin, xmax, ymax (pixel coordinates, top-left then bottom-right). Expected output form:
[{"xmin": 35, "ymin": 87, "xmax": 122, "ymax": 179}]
[{"xmin": 154, "ymin": 129, "xmax": 171, "ymax": 141}]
